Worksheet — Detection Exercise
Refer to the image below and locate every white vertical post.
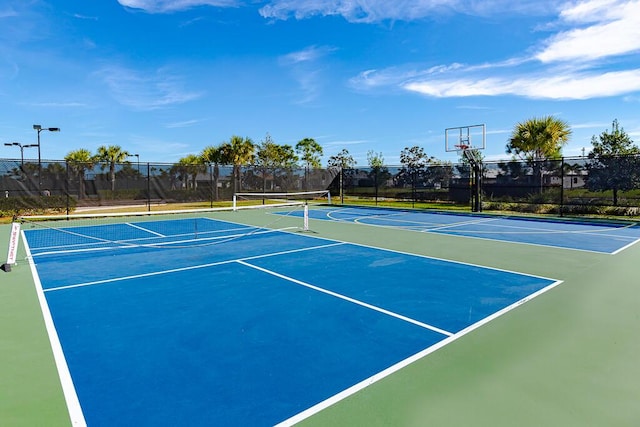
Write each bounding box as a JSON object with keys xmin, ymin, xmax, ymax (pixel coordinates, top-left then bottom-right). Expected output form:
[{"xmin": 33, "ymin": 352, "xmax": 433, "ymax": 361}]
[
  {"xmin": 2, "ymin": 222, "xmax": 21, "ymax": 272},
  {"xmin": 303, "ymin": 203, "xmax": 309, "ymax": 231}
]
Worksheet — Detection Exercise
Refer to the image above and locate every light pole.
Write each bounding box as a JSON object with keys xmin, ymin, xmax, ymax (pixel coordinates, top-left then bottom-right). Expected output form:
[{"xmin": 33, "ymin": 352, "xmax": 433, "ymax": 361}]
[
  {"xmin": 33, "ymin": 124, "xmax": 60, "ymax": 191},
  {"xmin": 4, "ymin": 142, "xmax": 38, "ymax": 167},
  {"xmin": 130, "ymin": 153, "xmax": 140, "ymax": 177}
]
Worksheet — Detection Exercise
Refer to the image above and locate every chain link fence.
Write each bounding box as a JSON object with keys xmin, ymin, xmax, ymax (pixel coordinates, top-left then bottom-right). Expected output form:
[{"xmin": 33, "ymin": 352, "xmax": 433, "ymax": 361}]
[
  {"xmin": 0, "ymin": 159, "xmax": 338, "ymax": 216},
  {"xmin": 2, "ymin": 155, "xmax": 640, "ymax": 217}
]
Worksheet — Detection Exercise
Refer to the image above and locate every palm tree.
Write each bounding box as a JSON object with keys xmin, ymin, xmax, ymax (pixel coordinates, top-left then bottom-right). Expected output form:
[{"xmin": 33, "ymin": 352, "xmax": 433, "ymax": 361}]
[
  {"xmin": 178, "ymin": 154, "xmax": 205, "ymax": 190},
  {"xmin": 65, "ymin": 149, "xmax": 96, "ymax": 199},
  {"xmin": 201, "ymin": 145, "xmax": 230, "ymax": 200},
  {"xmin": 506, "ymin": 116, "xmax": 572, "ymax": 190},
  {"xmin": 96, "ymin": 145, "xmax": 130, "ymax": 192},
  {"xmin": 221, "ymin": 135, "xmax": 255, "ymax": 193},
  {"xmin": 507, "ymin": 116, "xmax": 571, "ymax": 161}
]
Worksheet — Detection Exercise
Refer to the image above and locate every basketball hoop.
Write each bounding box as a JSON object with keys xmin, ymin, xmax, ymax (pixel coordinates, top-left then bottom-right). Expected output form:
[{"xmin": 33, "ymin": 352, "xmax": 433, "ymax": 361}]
[
  {"xmin": 454, "ymin": 144, "xmax": 469, "ymax": 156},
  {"xmin": 455, "ymin": 144, "xmax": 482, "ymax": 166},
  {"xmin": 446, "ymin": 125, "xmax": 485, "ymax": 213}
]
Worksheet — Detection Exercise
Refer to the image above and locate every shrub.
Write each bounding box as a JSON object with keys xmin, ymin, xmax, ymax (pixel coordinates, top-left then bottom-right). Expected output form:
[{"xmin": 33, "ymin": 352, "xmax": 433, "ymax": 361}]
[{"xmin": 0, "ymin": 195, "xmax": 75, "ymax": 217}]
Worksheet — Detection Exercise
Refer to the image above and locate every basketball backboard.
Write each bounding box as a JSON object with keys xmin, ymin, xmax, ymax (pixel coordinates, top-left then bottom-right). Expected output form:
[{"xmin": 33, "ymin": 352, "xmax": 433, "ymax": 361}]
[{"xmin": 445, "ymin": 124, "xmax": 486, "ymax": 152}]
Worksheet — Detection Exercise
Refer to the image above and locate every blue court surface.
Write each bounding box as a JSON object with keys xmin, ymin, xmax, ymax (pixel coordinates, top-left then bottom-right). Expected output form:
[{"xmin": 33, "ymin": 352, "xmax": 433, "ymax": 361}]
[
  {"xmin": 293, "ymin": 206, "xmax": 640, "ymax": 254},
  {"xmin": 24, "ymin": 217, "xmax": 560, "ymax": 426}
]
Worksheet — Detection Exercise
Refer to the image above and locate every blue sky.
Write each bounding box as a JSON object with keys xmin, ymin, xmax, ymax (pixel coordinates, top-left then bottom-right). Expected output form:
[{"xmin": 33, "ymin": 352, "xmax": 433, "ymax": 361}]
[{"xmin": 1, "ymin": 0, "xmax": 639, "ymax": 166}]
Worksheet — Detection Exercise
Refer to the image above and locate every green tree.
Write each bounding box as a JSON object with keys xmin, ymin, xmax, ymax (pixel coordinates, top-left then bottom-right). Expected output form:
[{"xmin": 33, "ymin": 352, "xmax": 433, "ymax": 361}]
[
  {"xmin": 201, "ymin": 145, "xmax": 230, "ymax": 200},
  {"xmin": 296, "ymin": 137, "xmax": 323, "ymax": 169},
  {"xmin": 296, "ymin": 137, "xmax": 323, "ymax": 190},
  {"xmin": 221, "ymin": 135, "xmax": 255, "ymax": 193},
  {"xmin": 178, "ymin": 154, "xmax": 205, "ymax": 190},
  {"xmin": 367, "ymin": 150, "xmax": 384, "ymax": 169},
  {"xmin": 65, "ymin": 149, "xmax": 96, "ymax": 199},
  {"xmin": 327, "ymin": 149, "xmax": 357, "ymax": 202},
  {"xmin": 425, "ymin": 160, "xmax": 454, "ymax": 188},
  {"xmin": 256, "ymin": 134, "xmax": 298, "ymax": 191},
  {"xmin": 506, "ymin": 116, "xmax": 572, "ymax": 161},
  {"xmin": 506, "ymin": 116, "xmax": 571, "ymax": 190},
  {"xmin": 327, "ymin": 148, "xmax": 356, "ymax": 170},
  {"xmin": 586, "ymin": 119, "xmax": 640, "ymax": 205},
  {"xmin": 458, "ymin": 148, "xmax": 484, "ymax": 168},
  {"xmin": 397, "ymin": 146, "xmax": 434, "ymax": 187},
  {"xmin": 96, "ymin": 145, "xmax": 130, "ymax": 192},
  {"xmin": 366, "ymin": 150, "xmax": 390, "ymax": 203}
]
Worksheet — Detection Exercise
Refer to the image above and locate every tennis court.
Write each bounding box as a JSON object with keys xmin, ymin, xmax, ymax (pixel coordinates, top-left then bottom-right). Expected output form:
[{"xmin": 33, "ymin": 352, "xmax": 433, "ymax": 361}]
[
  {"xmin": 3, "ymin": 204, "xmax": 640, "ymax": 426},
  {"xmin": 293, "ymin": 206, "xmax": 640, "ymax": 254}
]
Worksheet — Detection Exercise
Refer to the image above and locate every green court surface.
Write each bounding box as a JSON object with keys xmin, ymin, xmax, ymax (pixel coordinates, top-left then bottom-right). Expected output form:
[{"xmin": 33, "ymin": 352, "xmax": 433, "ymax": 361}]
[{"xmin": 2, "ymin": 207, "xmax": 640, "ymax": 426}]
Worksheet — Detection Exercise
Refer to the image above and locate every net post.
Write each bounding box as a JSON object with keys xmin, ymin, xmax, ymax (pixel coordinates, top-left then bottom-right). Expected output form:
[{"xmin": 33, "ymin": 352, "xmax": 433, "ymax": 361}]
[
  {"xmin": 327, "ymin": 191, "xmax": 331, "ymax": 205},
  {"xmin": 303, "ymin": 203, "xmax": 309, "ymax": 231},
  {"xmin": 232, "ymin": 194, "xmax": 237, "ymax": 211},
  {"xmin": 2, "ymin": 222, "xmax": 21, "ymax": 272}
]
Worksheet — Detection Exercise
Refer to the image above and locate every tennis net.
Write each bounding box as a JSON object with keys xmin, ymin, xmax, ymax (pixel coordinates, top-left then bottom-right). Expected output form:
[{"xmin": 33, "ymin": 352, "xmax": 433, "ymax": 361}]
[
  {"xmin": 16, "ymin": 201, "xmax": 310, "ymax": 256},
  {"xmin": 232, "ymin": 190, "xmax": 331, "ymax": 211}
]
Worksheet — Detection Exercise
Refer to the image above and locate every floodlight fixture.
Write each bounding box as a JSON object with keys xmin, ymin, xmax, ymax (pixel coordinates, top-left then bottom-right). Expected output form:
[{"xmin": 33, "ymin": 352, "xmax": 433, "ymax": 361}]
[{"xmin": 32, "ymin": 124, "xmax": 61, "ymax": 190}]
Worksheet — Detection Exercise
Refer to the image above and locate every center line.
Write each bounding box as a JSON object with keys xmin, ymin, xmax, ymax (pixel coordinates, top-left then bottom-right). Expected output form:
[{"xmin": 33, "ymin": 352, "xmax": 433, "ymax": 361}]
[
  {"xmin": 126, "ymin": 222, "xmax": 166, "ymax": 237},
  {"xmin": 237, "ymin": 260, "xmax": 453, "ymax": 337}
]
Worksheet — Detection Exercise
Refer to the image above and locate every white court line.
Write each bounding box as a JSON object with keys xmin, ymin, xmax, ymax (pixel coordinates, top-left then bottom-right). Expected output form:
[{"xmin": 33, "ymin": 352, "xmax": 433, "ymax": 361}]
[
  {"xmin": 21, "ymin": 232, "xmax": 87, "ymax": 427},
  {"xmin": 335, "ymin": 213, "xmax": 620, "ymax": 255},
  {"xmin": 430, "ymin": 219, "xmax": 640, "ymax": 237},
  {"xmin": 275, "ymin": 277, "xmax": 564, "ymax": 427},
  {"xmin": 350, "ymin": 211, "xmax": 639, "ymax": 239},
  {"xmin": 43, "ymin": 241, "xmax": 347, "ymax": 293},
  {"xmin": 125, "ymin": 222, "xmax": 165, "ymax": 237},
  {"xmin": 314, "ymin": 207, "xmax": 640, "ymax": 254},
  {"xmin": 425, "ymin": 229, "xmax": 619, "ymax": 255},
  {"xmin": 29, "ymin": 214, "xmax": 565, "ymax": 427},
  {"xmin": 237, "ymin": 260, "xmax": 454, "ymax": 337},
  {"xmin": 611, "ymin": 237, "xmax": 640, "ymax": 255},
  {"xmin": 326, "ymin": 208, "xmax": 356, "ymax": 222},
  {"xmin": 289, "ymin": 227, "xmax": 561, "ymax": 283},
  {"xmin": 424, "ymin": 216, "xmax": 500, "ymax": 232}
]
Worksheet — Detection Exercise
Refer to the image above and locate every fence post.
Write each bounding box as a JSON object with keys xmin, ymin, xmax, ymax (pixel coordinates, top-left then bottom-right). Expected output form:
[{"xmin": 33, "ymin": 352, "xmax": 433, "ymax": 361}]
[
  {"xmin": 65, "ymin": 161, "xmax": 70, "ymax": 218},
  {"xmin": 146, "ymin": 163, "xmax": 151, "ymax": 212},
  {"xmin": 560, "ymin": 157, "xmax": 565, "ymax": 217},
  {"xmin": 374, "ymin": 167, "xmax": 379, "ymax": 206},
  {"xmin": 209, "ymin": 163, "xmax": 214, "ymax": 208},
  {"xmin": 340, "ymin": 167, "xmax": 344, "ymax": 204}
]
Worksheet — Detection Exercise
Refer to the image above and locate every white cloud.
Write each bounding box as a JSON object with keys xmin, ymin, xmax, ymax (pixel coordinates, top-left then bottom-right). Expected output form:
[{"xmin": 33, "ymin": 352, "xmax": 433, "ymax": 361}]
[
  {"xmin": 0, "ymin": 7, "xmax": 18, "ymax": 19},
  {"xmin": 571, "ymin": 121, "xmax": 610, "ymax": 130},
  {"xmin": 349, "ymin": 67, "xmax": 437, "ymax": 91},
  {"xmin": 279, "ymin": 45, "xmax": 337, "ymax": 65},
  {"xmin": 165, "ymin": 119, "xmax": 201, "ymax": 128},
  {"xmin": 403, "ymin": 69, "xmax": 640, "ymax": 100},
  {"xmin": 536, "ymin": 0, "xmax": 640, "ymax": 62},
  {"xmin": 323, "ymin": 139, "xmax": 368, "ymax": 146},
  {"xmin": 259, "ymin": 0, "xmax": 557, "ymax": 22},
  {"xmin": 117, "ymin": 0, "xmax": 239, "ymax": 13},
  {"xmin": 95, "ymin": 66, "xmax": 203, "ymax": 110},
  {"xmin": 72, "ymin": 13, "xmax": 99, "ymax": 20},
  {"xmin": 559, "ymin": 0, "xmax": 621, "ymax": 23},
  {"xmin": 350, "ymin": 0, "xmax": 640, "ymax": 101},
  {"xmin": 279, "ymin": 46, "xmax": 337, "ymax": 104}
]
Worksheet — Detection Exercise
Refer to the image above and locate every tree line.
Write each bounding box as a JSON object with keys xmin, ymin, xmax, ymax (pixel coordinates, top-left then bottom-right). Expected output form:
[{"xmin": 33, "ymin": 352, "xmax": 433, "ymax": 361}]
[{"xmin": 59, "ymin": 117, "xmax": 638, "ymax": 203}]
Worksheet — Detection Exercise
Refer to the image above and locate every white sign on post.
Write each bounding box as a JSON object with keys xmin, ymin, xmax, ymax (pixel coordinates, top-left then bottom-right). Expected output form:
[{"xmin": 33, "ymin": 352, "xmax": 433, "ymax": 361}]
[{"xmin": 2, "ymin": 222, "xmax": 21, "ymax": 272}]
